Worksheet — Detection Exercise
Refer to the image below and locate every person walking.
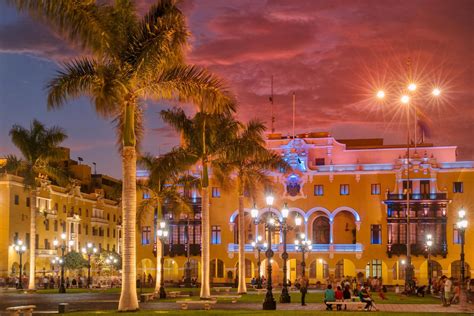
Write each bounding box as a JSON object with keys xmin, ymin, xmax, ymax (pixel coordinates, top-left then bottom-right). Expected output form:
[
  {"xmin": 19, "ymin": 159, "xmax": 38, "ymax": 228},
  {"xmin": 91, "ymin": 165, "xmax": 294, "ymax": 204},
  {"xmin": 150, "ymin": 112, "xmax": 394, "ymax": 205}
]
[{"xmin": 299, "ymin": 274, "xmax": 309, "ymax": 306}]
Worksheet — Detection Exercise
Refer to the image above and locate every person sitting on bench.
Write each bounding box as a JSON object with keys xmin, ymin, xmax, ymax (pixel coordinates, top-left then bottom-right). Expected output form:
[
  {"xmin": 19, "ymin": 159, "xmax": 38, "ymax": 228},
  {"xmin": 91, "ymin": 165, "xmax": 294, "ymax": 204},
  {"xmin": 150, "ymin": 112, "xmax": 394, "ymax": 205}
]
[
  {"xmin": 359, "ymin": 287, "xmax": 377, "ymax": 311},
  {"xmin": 324, "ymin": 284, "xmax": 336, "ymax": 310}
]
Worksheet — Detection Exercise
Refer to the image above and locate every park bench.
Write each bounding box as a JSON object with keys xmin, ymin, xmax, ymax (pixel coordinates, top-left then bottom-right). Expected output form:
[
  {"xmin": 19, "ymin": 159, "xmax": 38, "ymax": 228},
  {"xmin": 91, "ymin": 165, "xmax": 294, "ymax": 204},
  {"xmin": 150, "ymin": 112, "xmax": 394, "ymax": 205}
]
[
  {"xmin": 139, "ymin": 293, "xmax": 155, "ymax": 302},
  {"xmin": 176, "ymin": 300, "xmax": 217, "ymax": 310},
  {"xmin": 325, "ymin": 301, "xmax": 365, "ymax": 310},
  {"xmin": 210, "ymin": 295, "xmax": 241, "ymax": 303},
  {"xmin": 5, "ymin": 305, "xmax": 36, "ymax": 316},
  {"xmin": 213, "ymin": 287, "xmax": 231, "ymax": 293},
  {"xmin": 168, "ymin": 291, "xmax": 181, "ymax": 298}
]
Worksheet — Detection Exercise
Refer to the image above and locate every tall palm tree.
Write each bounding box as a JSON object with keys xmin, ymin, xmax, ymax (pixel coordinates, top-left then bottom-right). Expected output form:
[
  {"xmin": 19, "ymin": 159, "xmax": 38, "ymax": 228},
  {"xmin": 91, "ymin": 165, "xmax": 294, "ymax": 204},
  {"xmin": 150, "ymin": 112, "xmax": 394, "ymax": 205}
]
[
  {"xmin": 10, "ymin": 1, "xmax": 235, "ymax": 310},
  {"xmin": 6, "ymin": 120, "xmax": 68, "ymax": 290},
  {"xmin": 161, "ymin": 108, "xmax": 239, "ymax": 298},
  {"xmin": 213, "ymin": 119, "xmax": 289, "ymax": 294},
  {"xmin": 137, "ymin": 150, "xmax": 193, "ymax": 294}
]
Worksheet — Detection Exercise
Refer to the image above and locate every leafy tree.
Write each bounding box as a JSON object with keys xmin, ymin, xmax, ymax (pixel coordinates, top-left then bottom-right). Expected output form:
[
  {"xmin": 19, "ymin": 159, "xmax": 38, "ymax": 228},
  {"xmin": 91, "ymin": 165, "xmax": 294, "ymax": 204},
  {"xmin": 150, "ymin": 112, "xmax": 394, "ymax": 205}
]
[
  {"xmin": 138, "ymin": 151, "xmax": 193, "ymax": 293},
  {"xmin": 10, "ymin": 0, "xmax": 235, "ymax": 310},
  {"xmin": 64, "ymin": 251, "xmax": 88, "ymax": 271},
  {"xmin": 161, "ymin": 108, "xmax": 240, "ymax": 297},
  {"xmin": 213, "ymin": 119, "xmax": 289, "ymax": 294},
  {"xmin": 6, "ymin": 119, "xmax": 67, "ymax": 290}
]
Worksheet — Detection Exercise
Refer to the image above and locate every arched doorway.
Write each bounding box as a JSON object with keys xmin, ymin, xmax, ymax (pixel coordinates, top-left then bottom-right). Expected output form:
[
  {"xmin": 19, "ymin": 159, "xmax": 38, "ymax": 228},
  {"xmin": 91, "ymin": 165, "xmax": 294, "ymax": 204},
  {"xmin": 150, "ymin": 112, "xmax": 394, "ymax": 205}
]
[
  {"xmin": 312, "ymin": 216, "xmax": 330, "ymax": 244},
  {"xmin": 332, "ymin": 211, "xmax": 356, "ymax": 244},
  {"xmin": 309, "ymin": 259, "xmax": 329, "ymax": 282},
  {"xmin": 261, "ymin": 259, "xmax": 280, "ymax": 285},
  {"xmin": 210, "ymin": 259, "xmax": 225, "ymax": 282},
  {"xmin": 235, "ymin": 259, "xmax": 254, "ymax": 279},
  {"xmin": 451, "ymin": 260, "xmax": 471, "ymax": 280},
  {"xmin": 163, "ymin": 259, "xmax": 178, "ymax": 282},
  {"xmin": 186, "ymin": 258, "xmax": 200, "ymax": 280}
]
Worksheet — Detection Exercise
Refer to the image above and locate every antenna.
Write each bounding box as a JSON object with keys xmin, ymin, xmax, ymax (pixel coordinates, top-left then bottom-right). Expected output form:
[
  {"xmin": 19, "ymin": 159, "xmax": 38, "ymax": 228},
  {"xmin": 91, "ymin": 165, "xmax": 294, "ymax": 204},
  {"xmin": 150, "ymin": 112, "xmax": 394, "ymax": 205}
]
[
  {"xmin": 269, "ymin": 76, "xmax": 275, "ymax": 133},
  {"xmin": 292, "ymin": 92, "xmax": 296, "ymax": 139}
]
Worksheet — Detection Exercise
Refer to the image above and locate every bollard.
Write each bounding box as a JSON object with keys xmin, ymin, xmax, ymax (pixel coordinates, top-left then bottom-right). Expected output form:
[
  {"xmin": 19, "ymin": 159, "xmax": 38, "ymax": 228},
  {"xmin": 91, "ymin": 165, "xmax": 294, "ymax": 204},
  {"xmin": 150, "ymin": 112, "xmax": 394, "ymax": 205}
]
[{"xmin": 58, "ymin": 303, "xmax": 69, "ymax": 314}]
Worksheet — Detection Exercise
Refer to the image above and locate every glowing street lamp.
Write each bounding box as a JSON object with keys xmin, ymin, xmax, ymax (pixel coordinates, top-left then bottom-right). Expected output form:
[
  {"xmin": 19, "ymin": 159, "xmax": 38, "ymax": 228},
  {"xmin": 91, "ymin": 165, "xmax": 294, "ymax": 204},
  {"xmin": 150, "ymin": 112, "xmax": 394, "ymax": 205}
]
[
  {"xmin": 456, "ymin": 209, "xmax": 468, "ymax": 292},
  {"xmin": 251, "ymin": 235, "xmax": 267, "ymax": 289},
  {"xmin": 376, "ymin": 90, "xmax": 385, "ymax": 99},
  {"xmin": 432, "ymin": 88, "xmax": 441, "ymax": 96},
  {"xmin": 295, "ymin": 233, "xmax": 312, "ymax": 277},
  {"xmin": 426, "ymin": 234, "xmax": 433, "ymax": 292},
  {"xmin": 157, "ymin": 221, "xmax": 169, "ymax": 299},
  {"xmin": 401, "ymin": 95, "xmax": 410, "ymax": 104},
  {"xmin": 12, "ymin": 240, "xmax": 27, "ymax": 289},
  {"xmin": 408, "ymin": 83, "xmax": 417, "ymax": 91},
  {"xmin": 53, "ymin": 233, "xmax": 74, "ymax": 293},
  {"xmin": 81, "ymin": 242, "xmax": 97, "ymax": 288}
]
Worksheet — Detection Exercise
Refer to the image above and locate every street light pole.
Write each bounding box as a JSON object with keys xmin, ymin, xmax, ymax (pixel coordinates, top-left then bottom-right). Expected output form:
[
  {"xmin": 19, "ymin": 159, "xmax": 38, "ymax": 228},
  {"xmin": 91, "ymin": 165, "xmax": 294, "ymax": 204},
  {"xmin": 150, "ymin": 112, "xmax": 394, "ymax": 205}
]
[
  {"xmin": 426, "ymin": 234, "xmax": 433, "ymax": 293},
  {"xmin": 251, "ymin": 195, "xmax": 277, "ymax": 310},
  {"xmin": 457, "ymin": 209, "xmax": 468, "ymax": 302},
  {"xmin": 280, "ymin": 204, "xmax": 291, "ymax": 304},
  {"xmin": 251, "ymin": 236, "xmax": 266, "ymax": 289},
  {"xmin": 295, "ymin": 233, "xmax": 312, "ymax": 277},
  {"xmin": 157, "ymin": 221, "xmax": 169, "ymax": 299},
  {"xmin": 12, "ymin": 240, "xmax": 27, "ymax": 289},
  {"xmin": 53, "ymin": 233, "xmax": 73, "ymax": 293},
  {"xmin": 82, "ymin": 242, "xmax": 97, "ymax": 288}
]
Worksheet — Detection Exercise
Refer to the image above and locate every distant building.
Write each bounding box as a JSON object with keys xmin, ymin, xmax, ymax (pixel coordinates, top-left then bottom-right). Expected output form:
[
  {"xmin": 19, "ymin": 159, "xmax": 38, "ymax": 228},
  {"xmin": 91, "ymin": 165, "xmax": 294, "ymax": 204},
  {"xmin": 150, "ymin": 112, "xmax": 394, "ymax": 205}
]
[{"xmin": 137, "ymin": 132, "xmax": 473, "ymax": 286}]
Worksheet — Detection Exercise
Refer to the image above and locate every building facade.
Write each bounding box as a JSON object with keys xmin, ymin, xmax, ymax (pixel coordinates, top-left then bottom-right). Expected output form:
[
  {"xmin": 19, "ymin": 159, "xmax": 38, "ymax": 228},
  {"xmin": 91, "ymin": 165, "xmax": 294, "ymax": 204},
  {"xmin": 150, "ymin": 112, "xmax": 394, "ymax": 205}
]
[
  {"xmin": 0, "ymin": 151, "xmax": 122, "ymax": 284},
  {"xmin": 137, "ymin": 133, "xmax": 473, "ymax": 286}
]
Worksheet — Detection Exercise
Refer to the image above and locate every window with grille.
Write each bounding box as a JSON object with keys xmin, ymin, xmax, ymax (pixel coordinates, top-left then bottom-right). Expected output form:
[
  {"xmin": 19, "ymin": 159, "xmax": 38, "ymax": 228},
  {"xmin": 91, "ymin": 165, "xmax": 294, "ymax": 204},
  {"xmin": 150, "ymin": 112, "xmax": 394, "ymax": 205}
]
[
  {"xmin": 314, "ymin": 185, "xmax": 324, "ymax": 196},
  {"xmin": 371, "ymin": 184, "xmax": 381, "ymax": 195},
  {"xmin": 453, "ymin": 182, "xmax": 463, "ymax": 193},
  {"xmin": 371, "ymin": 225, "xmax": 382, "ymax": 244},
  {"xmin": 211, "ymin": 187, "xmax": 221, "ymax": 198},
  {"xmin": 141, "ymin": 226, "xmax": 151, "ymax": 245},
  {"xmin": 211, "ymin": 225, "xmax": 221, "ymax": 244},
  {"xmin": 340, "ymin": 184, "xmax": 350, "ymax": 195}
]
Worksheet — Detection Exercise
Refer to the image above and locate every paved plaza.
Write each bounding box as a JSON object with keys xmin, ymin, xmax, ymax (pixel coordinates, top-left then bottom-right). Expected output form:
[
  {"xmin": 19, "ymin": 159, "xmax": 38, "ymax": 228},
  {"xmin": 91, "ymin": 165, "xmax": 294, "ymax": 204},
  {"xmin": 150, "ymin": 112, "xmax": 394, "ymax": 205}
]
[{"xmin": 0, "ymin": 290, "xmax": 472, "ymax": 314}]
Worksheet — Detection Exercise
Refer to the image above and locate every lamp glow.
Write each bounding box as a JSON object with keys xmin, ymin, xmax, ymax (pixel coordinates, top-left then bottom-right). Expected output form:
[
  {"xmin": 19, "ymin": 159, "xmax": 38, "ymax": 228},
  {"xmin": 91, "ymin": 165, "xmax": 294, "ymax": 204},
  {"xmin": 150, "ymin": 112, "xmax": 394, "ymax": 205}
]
[
  {"xmin": 376, "ymin": 90, "xmax": 385, "ymax": 99},
  {"xmin": 281, "ymin": 204, "xmax": 289, "ymax": 218},
  {"xmin": 266, "ymin": 195, "xmax": 274, "ymax": 206},
  {"xmin": 251, "ymin": 205, "xmax": 259, "ymax": 219},
  {"xmin": 401, "ymin": 95, "xmax": 410, "ymax": 104},
  {"xmin": 408, "ymin": 83, "xmax": 417, "ymax": 91},
  {"xmin": 295, "ymin": 216, "xmax": 302, "ymax": 226},
  {"xmin": 432, "ymin": 88, "xmax": 441, "ymax": 96}
]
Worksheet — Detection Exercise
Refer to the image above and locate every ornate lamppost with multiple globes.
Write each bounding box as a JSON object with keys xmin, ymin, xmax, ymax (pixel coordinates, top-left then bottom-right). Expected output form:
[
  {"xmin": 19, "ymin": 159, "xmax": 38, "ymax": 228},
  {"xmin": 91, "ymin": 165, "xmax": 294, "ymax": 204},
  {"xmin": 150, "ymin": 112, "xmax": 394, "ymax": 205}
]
[
  {"xmin": 157, "ymin": 221, "xmax": 169, "ymax": 299},
  {"xmin": 456, "ymin": 209, "xmax": 468, "ymax": 301},
  {"xmin": 105, "ymin": 254, "xmax": 118, "ymax": 288},
  {"xmin": 81, "ymin": 243, "xmax": 97, "ymax": 288},
  {"xmin": 376, "ymin": 74, "xmax": 442, "ymax": 289},
  {"xmin": 251, "ymin": 194, "xmax": 277, "ymax": 310},
  {"xmin": 12, "ymin": 240, "xmax": 27, "ymax": 289},
  {"xmin": 295, "ymin": 232, "xmax": 312, "ymax": 277},
  {"xmin": 53, "ymin": 233, "xmax": 74, "ymax": 293},
  {"xmin": 251, "ymin": 236, "xmax": 267, "ymax": 289},
  {"xmin": 426, "ymin": 234, "xmax": 433, "ymax": 293},
  {"xmin": 51, "ymin": 256, "xmax": 63, "ymax": 288},
  {"xmin": 279, "ymin": 203, "xmax": 292, "ymax": 303}
]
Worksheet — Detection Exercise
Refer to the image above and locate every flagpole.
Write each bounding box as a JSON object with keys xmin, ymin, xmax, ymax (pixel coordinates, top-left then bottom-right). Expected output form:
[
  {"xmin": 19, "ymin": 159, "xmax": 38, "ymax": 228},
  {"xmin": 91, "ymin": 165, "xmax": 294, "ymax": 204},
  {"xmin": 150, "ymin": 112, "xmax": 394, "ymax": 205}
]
[{"xmin": 292, "ymin": 92, "xmax": 296, "ymax": 139}]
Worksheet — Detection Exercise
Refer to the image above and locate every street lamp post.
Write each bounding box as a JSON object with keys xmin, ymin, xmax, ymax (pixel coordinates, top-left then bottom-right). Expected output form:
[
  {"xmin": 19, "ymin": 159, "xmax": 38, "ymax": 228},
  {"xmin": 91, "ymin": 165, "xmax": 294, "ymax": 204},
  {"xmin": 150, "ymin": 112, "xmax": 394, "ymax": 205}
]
[
  {"xmin": 51, "ymin": 256, "xmax": 63, "ymax": 289},
  {"xmin": 456, "ymin": 209, "xmax": 468, "ymax": 301},
  {"xmin": 251, "ymin": 195, "xmax": 277, "ymax": 310},
  {"xmin": 251, "ymin": 236, "xmax": 267, "ymax": 289},
  {"xmin": 279, "ymin": 204, "xmax": 291, "ymax": 303},
  {"xmin": 53, "ymin": 233, "xmax": 74, "ymax": 293},
  {"xmin": 295, "ymin": 233, "xmax": 312, "ymax": 277},
  {"xmin": 81, "ymin": 243, "xmax": 97, "ymax": 288},
  {"xmin": 105, "ymin": 254, "xmax": 118, "ymax": 288},
  {"xmin": 426, "ymin": 234, "xmax": 433, "ymax": 293},
  {"xmin": 12, "ymin": 240, "xmax": 27, "ymax": 289},
  {"xmin": 157, "ymin": 221, "xmax": 169, "ymax": 299},
  {"xmin": 376, "ymin": 79, "xmax": 441, "ymax": 291}
]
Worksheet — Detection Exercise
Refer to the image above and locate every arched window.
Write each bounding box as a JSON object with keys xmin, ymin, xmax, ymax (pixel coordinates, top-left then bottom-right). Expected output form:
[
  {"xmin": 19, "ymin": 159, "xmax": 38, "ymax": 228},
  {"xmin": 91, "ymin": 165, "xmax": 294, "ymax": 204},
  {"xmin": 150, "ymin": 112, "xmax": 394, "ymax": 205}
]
[
  {"xmin": 366, "ymin": 259, "xmax": 382, "ymax": 278},
  {"xmin": 210, "ymin": 259, "xmax": 225, "ymax": 278},
  {"xmin": 188, "ymin": 259, "xmax": 199, "ymax": 278},
  {"xmin": 312, "ymin": 216, "xmax": 330, "ymax": 244},
  {"xmin": 335, "ymin": 260, "xmax": 344, "ymax": 279},
  {"xmin": 428, "ymin": 260, "xmax": 443, "ymax": 279},
  {"xmin": 309, "ymin": 261, "xmax": 317, "ymax": 278},
  {"xmin": 236, "ymin": 259, "xmax": 253, "ymax": 278},
  {"xmin": 451, "ymin": 261, "xmax": 471, "ymax": 280}
]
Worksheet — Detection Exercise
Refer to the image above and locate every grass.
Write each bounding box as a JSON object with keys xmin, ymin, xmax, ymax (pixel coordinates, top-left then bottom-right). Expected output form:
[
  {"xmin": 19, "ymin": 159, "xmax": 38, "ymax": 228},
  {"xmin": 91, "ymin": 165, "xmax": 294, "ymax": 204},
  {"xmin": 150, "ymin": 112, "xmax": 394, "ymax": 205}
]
[
  {"xmin": 68, "ymin": 312, "xmax": 468, "ymax": 316},
  {"xmin": 34, "ymin": 287, "xmax": 442, "ymax": 305}
]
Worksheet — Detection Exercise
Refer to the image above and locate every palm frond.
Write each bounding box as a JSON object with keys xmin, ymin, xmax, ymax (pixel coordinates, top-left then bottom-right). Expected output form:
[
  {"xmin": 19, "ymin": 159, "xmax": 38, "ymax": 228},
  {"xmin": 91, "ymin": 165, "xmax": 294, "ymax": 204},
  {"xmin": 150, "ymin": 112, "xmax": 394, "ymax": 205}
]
[
  {"xmin": 9, "ymin": 0, "xmax": 116, "ymax": 56},
  {"xmin": 48, "ymin": 58, "xmax": 122, "ymax": 119},
  {"xmin": 146, "ymin": 65, "xmax": 236, "ymax": 115}
]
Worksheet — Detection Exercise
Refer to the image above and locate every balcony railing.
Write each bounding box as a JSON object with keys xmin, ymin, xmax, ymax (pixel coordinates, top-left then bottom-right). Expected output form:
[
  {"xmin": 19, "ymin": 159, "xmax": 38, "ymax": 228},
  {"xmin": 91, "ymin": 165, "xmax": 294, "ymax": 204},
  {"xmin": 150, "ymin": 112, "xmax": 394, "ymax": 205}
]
[
  {"xmin": 91, "ymin": 216, "xmax": 108, "ymax": 225},
  {"xmin": 227, "ymin": 243, "xmax": 363, "ymax": 253},
  {"xmin": 386, "ymin": 193, "xmax": 447, "ymax": 201},
  {"xmin": 387, "ymin": 243, "xmax": 447, "ymax": 258},
  {"xmin": 36, "ymin": 249, "xmax": 57, "ymax": 257}
]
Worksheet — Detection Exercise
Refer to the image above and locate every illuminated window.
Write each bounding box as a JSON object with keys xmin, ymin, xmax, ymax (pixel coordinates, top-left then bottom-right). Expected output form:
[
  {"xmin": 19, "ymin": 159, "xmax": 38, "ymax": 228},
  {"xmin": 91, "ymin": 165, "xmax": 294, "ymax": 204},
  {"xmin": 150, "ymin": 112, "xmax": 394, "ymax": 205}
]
[
  {"xmin": 314, "ymin": 185, "xmax": 324, "ymax": 196},
  {"xmin": 453, "ymin": 226, "xmax": 461, "ymax": 244},
  {"xmin": 371, "ymin": 184, "xmax": 381, "ymax": 195},
  {"xmin": 212, "ymin": 187, "xmax": 221, "ymax": 198},
  {"xmin": 340, "ymin": 184, "xmax": 350, "ymax": 195},
  {"xmin": 143, "ymin": 192, "xmax": 151, "ymax": 199},
  {"xmin": 141, "ymin": 226, "xmax": 151, "ymax": 245},
  {"xmin": 371, "ymin": 224, "xmax": 382, "ymax": 244},
  {"xmin": 211, "ymin": 225, "xmax": 221, "ymax": 244},
  {"xmin": 453, "ymin": 182, "xmax": 463, "ymax": 193}
]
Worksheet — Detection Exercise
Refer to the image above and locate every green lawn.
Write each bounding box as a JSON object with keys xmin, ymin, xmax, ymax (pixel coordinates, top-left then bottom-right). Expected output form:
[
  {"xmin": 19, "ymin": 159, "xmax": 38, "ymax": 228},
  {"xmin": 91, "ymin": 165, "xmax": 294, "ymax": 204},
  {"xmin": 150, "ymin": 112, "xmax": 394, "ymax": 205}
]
[
  {"xmin": 35, "ymin": 287, "xmax": 442, "ymax": 305},
  {"xmin": 68, "ymin": 311, "xmax": 467, "ymax": 316}
]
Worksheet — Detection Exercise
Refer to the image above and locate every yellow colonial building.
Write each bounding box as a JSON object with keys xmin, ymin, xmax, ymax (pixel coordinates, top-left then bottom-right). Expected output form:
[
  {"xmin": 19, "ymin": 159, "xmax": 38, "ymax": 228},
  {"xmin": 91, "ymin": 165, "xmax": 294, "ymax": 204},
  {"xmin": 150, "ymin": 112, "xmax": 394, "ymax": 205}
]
[
  {"xmin": 137, "ymin": 133, "xmax": 473, "ymax": 287},
  {"xmin": 0, "ymin": 149, "xmax": 122, "ymax": 284}
]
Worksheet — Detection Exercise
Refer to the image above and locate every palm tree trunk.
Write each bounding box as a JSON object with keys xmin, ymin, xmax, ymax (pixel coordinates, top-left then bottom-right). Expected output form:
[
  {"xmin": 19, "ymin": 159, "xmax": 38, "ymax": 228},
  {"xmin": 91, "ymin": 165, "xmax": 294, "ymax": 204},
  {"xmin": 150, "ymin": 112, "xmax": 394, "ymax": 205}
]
[
  {"xmin": 28, "ymin": 190, "xmax": 36, "ymax": 290},
  {"xmin": 154, "ymin": 239, "xmax": 163, "ymax": 293},
  {"xmin": 200, "ymin": 185, "xmax": 211, "ymax": 298},
  {"xmin": 237, "ymin": 194, "xmax": 247, "ymax": 294},
  {"xmin": 118, "ymin": 146, "xmax": 139, "ymax": 311}
]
